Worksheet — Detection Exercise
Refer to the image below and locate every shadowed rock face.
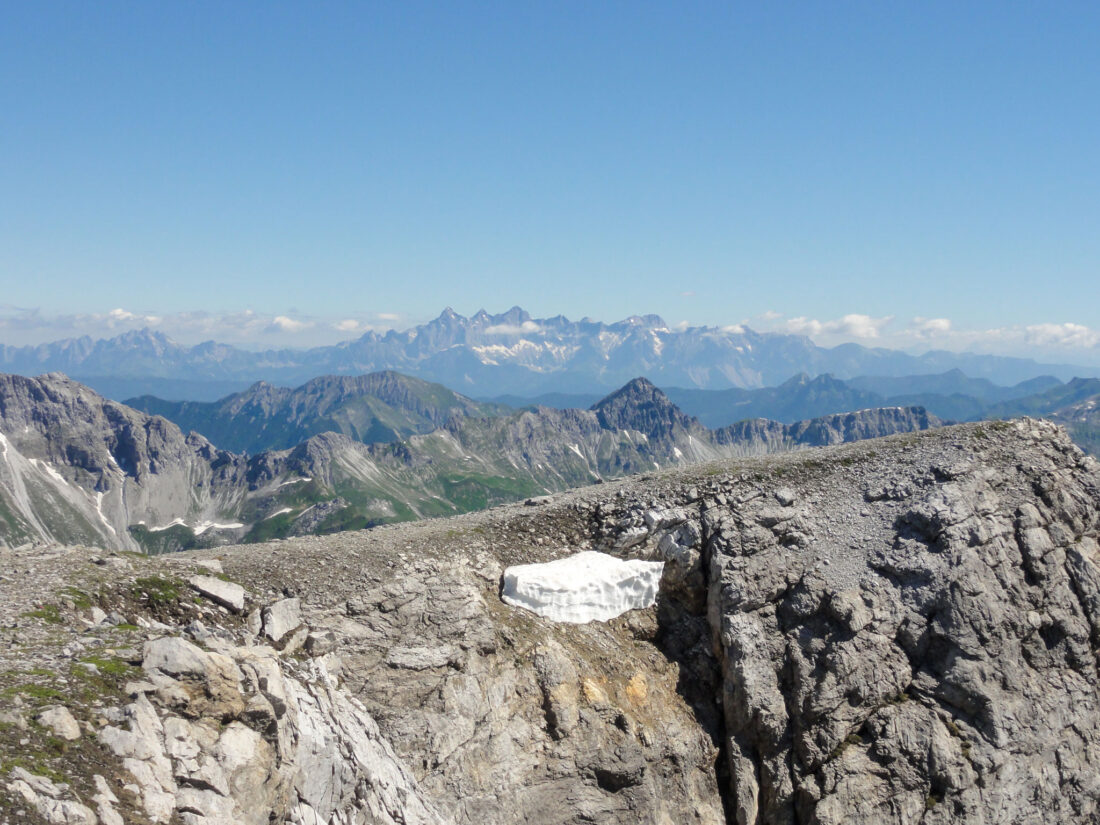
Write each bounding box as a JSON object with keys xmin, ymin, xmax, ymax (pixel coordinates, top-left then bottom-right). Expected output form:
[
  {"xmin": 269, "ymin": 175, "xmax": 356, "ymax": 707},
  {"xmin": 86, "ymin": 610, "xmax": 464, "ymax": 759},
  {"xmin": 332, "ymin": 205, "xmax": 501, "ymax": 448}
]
[
  {"xmin": 588, "ymin": 418, "xmax": 1100, "ymax": 824},
  {"xmin": 127, "ymin": 370, "xmax": 508, "ymax": 453},
  {"xmin": 5, "ymin": 418, "xmax": 1099, "ymax": 823},
  {"xmin": 0, "ymin": 372, "xmax": 253, "ymax": 549}
]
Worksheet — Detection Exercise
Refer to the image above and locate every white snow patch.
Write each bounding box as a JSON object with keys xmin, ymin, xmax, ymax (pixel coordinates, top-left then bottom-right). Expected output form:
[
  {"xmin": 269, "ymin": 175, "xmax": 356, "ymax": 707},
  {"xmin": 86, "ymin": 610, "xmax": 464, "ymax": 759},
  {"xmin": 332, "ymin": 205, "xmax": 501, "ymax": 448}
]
[
  {"xmin": 30, "ymin": 458, "xmax": 69, "ymax": 488},
  {"xmin": 471, "ymin": 340, "xmax": 544, "ymax": 364},
  {"xmin": 277, "ymin": 476, "xmax": 312, "ymax": 488},
  {"xmin": 673, "ymin": 447, "xmax": 684, "ymax": 459},
  {"xmin": 568, "ymin": 443, "xmax": 584, "ymax": 459},
  {"xmin": 650, "ymin": 329, "xmax": 665, "ymax": 356},
  {"xmin": 192, "ymin": 520, "xmax": 245, "ymax": 536},
  {"xmin": 501, "ymin": 551, "xmax": 665, "ymax": 624},
  {"xmin": 93, "ymin": 491, "xmax": 116, "ymax": 536},
  {"xmin": 149, "ymin": 518, "xmax": 187, "ymax": 532},
  {"xmin": 265, "ymin": 507, "xmax": 294, "ymax": 520},
  {"xmin": 147, "ymin": 518, "xmax": 244, "ymax": 534}
]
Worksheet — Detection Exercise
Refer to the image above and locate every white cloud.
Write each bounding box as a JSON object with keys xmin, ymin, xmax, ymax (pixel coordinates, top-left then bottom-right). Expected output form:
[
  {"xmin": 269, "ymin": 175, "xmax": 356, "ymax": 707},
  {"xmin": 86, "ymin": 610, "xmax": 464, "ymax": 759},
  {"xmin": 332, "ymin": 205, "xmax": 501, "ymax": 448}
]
[
  {"xmin": 759, "ymin": 310, "xmax": 782, "ymax": 321},
  {"xmin": 909, "ymin": 317, "xmax": 952, "ymax": 338},
  {"xmin": 784, "ymin": 313, "xmax": 893, "ymax": 340},
  {"xmin": 105, "ymin": 307, "xmax": 161, "ymax": 326},
  {"xmin": 887, "ymin": 318, "xmax": 1100, "ymax": 355},
  {"xmin": 680, "ymin": 290, "xmax": 696, "ymax": 297},
  {"xmin": 376, "ymin": 312, "xmax": 401, "ymax": 322},
  {"xmin": 484, "ymin": 321, "xmax": 542, "ymax": 336},
  {"xmin": 1023, "ymin": 322, "xmax": 1100, "ymax": 349},
  {"xmin": 334, "ymin": 319, "xmax": 361, "ymax": 332},
  {"xmin": 267, "ymin": 316, "xmax": 313, "ymax": 333}
]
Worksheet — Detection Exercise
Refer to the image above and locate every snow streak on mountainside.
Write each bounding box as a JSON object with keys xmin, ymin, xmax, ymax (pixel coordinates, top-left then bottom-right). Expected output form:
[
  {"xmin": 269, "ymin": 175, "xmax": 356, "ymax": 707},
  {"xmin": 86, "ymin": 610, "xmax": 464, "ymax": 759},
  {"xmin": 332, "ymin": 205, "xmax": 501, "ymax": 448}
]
[{"xmin": 3, "ymin": 308, "xmax": 1096, "ymax": 399}]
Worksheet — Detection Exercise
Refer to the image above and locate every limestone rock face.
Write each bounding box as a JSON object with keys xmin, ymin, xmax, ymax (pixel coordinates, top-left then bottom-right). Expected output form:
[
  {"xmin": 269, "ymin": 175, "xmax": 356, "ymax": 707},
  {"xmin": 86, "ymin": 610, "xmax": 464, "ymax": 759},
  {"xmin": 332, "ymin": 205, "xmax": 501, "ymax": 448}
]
[
  {"xmin": 261, "ymin": 597, "xmax": 302, "ymax": 644},
  {"xmin": 590, "ymin": 418, "xmax": 1100, "ymax": 824},
  {"xmin": 94, "ymin": 638, "xmax": 447, "ymax": 825},
  {"xmin": 7, "ymin": 767, "xmax": 98, "ymax": 824},
  {"xmin": 301, "ymin": 554, "xmax": 725, "ymax": 825}
]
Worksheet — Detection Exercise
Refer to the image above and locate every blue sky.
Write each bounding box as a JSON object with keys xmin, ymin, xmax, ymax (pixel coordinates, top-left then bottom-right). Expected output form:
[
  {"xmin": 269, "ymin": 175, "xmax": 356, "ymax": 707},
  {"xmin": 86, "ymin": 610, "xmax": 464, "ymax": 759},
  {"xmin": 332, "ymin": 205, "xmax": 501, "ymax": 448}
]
[{"xmin": 2, "ymin": 2, "xmax": 1099, "ymax": 360}]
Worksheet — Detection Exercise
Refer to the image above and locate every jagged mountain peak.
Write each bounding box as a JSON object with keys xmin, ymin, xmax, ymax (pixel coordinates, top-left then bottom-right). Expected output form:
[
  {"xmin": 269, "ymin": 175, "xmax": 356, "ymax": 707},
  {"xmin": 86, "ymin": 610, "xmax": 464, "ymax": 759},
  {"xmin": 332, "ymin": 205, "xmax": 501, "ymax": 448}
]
[
  {"xmin": 126, "ymin": 369, "xmax": 504, "ymax": 454},
  {"xmin": 614, "ymin": 313, "xmax": 669, "ymax": 330},
  {"xmin": 108, "ymin": 327, "xmax": 176, "ymax": 348},
  {"xmin": 493, "ymin": 305, "xmax": 531, "ymax": 325},
  {"xmin": 778, "ymin": 372, "xmax": 851, "ymax": 389},
  {"xmin": 591, "ymin": 377, "xmax": 700, "ymax": 441}
]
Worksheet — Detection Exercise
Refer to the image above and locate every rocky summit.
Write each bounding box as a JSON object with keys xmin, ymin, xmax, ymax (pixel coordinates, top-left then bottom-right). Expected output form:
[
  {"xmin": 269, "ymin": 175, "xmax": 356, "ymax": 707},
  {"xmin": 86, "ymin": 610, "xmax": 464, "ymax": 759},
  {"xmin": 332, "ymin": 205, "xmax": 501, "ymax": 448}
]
[{"xmin": 2, "ymin": 418, "xmax": 1100, "ymax": 824}]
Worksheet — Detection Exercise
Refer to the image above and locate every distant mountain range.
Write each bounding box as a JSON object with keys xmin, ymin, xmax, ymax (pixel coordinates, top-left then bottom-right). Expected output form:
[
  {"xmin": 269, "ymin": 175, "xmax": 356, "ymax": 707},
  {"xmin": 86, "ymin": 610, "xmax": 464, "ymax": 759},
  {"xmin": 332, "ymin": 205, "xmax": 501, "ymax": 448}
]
[
  {"xmin": 0, "ymin": 372, "xmax": 940, "ymax": 552},
  {"xmin": 488, "ymin": 370, "xmax": 1100, "ymax": 433},
  {"xmin": 3, "ymin": 307, "xmax": 1097, "ymax": 400},
  {"xmin": 128, "ymin": 371, "xmax": 508, "ymax": 454},
  {"xmin": 1047, "ymin": 395, "xmax": 1100, "ymax": 457}
]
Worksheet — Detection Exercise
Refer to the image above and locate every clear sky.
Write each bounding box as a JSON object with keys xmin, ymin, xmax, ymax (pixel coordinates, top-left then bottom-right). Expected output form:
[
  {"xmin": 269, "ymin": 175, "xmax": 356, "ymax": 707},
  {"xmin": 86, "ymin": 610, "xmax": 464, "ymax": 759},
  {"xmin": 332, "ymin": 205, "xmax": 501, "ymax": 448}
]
[{"xmin": 2, "ymin": 2, "xmax": 1099, "ymax": 360}]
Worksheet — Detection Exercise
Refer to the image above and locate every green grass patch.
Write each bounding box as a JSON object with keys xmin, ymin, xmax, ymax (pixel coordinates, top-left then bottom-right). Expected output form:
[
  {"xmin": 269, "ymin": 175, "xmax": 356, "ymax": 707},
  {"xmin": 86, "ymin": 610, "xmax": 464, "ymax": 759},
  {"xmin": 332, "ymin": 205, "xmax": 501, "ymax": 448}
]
[
  {"xmin": 1, "ymin": 754, "xmax": 69, "ymax": 785},
  {"xmin": 242, "ymin": 509, "xmax": 297, "ymax": 543},
  {"xmin": 828, "ymin": 731, "xmax": 864, "ymax": 761},
  {"xmin": 59, "ymin": 586, "xmax": 93, "ymax": 610},
  {"xmin": 434, "ymin": 471, "xmax": 542, "ymax": 512},
  {"xmin": 21, "ymin": 605, "xmax": 63, "ymax": 625},
  {"xmin": 128, "ymin": 523, "xmax": 199, "ymax": 554},
  {"xmin": 2, "ymin": 683, "xmax": 64, "ymax": 703},
  {"xmin": 313, "ymin": 508, "xmax": 383, "ymax": 535},
  {"xmin": 78, "ymin": 655, "xmax": 139, "ymax": 679},
  {"xmin": 132, "ymin": 575, "xmax": 183, "ymax": 605}
]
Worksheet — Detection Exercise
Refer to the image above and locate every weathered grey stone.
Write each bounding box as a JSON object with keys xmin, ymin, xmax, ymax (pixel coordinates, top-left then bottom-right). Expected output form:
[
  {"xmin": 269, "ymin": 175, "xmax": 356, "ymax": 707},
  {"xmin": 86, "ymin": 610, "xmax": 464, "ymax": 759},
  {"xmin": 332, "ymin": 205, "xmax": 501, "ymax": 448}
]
[
  {"xmin": 6, "ymin": 767, "xmax": 97, "ymax": 824},
  {"xmin": 36, "ymin": 706, "xmax": 81, "ymax": 741},
  {"xmin": 245, "ymin": 607, "xmax": 262, "ymax": 636},
  {"xmin": 304, "ymin": 628, "xmax": 337, "ymax": 656},
  {"xmin": 188, "ymin": 574, "xmax": 247, "ymax": 613},
  {"xmin": 91, "ymin": 774, "xmax": 125, "ymax": 825},
  {"xmin": 261, "ymin": 598, "xmax": 302, "ymax": 644},
  {"xmin": 774, "ymin": 487, "xmax": 796, "ymax": 506},
  {"xmin": 385, "ymin": 644, "xmax": 459, "ymax": 670},
  {"xmin": 142, "ymin": 637, "xmax": 244, "ymax": 719}
]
